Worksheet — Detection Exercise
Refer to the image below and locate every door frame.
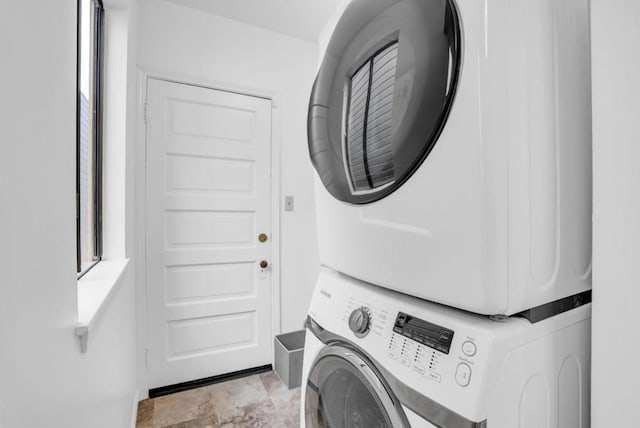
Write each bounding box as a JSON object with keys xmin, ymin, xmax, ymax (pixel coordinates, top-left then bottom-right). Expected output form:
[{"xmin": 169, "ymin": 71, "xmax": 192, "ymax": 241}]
[{"xmin": 135, "ymin": 69, "xmax": 283, "ymax": 397}]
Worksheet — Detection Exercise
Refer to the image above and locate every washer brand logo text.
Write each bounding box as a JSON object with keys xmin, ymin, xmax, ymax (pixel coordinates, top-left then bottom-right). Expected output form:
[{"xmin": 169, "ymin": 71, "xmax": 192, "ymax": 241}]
[{"xmin": 320, "ymin": 289, "xmax": 332, "ymax": 299}]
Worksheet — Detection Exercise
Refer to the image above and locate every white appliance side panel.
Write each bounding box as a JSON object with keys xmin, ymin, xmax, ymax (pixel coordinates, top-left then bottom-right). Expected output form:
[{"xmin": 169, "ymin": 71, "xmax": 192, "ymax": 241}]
[
  {"xmin": 486, "ymin": 315, "xmax": 591, "ymax": 428},
  {"xmin": 561, "ymin": 0, "xmax": 592, "ymax": 282},
  {"xmin": 505, "ymin": 0, "xmax": 592, "ymax": 312}
]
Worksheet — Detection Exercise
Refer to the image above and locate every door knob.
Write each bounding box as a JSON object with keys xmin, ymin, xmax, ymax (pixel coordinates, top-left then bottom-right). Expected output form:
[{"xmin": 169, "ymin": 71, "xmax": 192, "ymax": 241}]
[
  {"xmin": 259, "ymin": 260, "xmax": 269, "ymax": 269},
  {"xmin": 258, "ymin": 233, "xmax": 268, "ymax": 243}
]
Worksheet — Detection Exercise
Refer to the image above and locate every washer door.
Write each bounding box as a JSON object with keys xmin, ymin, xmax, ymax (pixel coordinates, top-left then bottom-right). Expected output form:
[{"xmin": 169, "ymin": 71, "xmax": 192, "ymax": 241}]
[
  {"xmin": 308, "ymin": 0, "xmax": 461, "ymax": 204},
  {"xmin": 305, "ymin": 345, "xmax": 408, "ymax": 428}
]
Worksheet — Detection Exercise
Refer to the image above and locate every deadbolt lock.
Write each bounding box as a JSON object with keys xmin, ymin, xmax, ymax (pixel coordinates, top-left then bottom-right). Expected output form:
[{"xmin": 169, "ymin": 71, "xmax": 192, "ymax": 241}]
[
  {"xmin": 258, "ymin": 233, "xmax": 268, "ymax": 243},
  {"xmin": 260, "ymin": 260, "xmax": 269, "ymax": 269}
]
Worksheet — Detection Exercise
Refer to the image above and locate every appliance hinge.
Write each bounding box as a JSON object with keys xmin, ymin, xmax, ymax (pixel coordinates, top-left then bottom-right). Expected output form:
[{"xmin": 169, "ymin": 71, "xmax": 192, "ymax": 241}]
[{"xmin": 146, "ymin": 347, "xmax": 151, "ymax": 368}]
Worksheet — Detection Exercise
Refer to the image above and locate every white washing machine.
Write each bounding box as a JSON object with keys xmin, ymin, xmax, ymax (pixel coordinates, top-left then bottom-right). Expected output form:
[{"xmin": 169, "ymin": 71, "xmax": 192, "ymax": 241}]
[
  {"xmin": 308, "ymin": 0, "xmax": 592, "ymax": 315},
  {"xmin": 301, "ymin": 269, "xmax": 591, "ymax": 427}
]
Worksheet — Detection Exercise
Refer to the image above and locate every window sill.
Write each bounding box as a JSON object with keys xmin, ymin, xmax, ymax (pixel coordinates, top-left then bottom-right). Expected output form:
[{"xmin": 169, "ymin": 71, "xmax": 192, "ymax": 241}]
[{"xmin": 75, "ymin": 258, "xmax": 130, "ymax": 353}]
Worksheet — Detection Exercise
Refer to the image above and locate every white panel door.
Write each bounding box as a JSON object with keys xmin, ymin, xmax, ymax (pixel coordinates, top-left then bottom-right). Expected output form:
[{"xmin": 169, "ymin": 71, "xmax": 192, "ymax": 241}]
[{"xmin": 146, "ymin": 78, "xmax": 273, "ymax": 389}]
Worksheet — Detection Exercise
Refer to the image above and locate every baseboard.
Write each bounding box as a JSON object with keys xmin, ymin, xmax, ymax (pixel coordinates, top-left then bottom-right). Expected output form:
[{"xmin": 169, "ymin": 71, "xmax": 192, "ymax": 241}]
[
  {"xmin": 130, "ymin": 389, "xmax": 139, "ymax": 428},
  {"xmin": 149, "ymin": 364, "xmax": 272, "ymax": 398}
]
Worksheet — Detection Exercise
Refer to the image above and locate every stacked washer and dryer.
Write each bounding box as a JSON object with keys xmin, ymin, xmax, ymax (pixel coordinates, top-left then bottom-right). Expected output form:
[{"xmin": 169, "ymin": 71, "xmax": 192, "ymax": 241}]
[{"xmin": 301, "ymin": 0, "xmax": 592, "ymax": 427}]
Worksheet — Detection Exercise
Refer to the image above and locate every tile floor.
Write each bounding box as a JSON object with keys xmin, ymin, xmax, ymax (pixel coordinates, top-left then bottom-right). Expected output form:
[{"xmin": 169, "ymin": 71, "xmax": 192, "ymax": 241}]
[{"xmin": 136, "ymin": 371, "xmax": 301, "ymax": 428}]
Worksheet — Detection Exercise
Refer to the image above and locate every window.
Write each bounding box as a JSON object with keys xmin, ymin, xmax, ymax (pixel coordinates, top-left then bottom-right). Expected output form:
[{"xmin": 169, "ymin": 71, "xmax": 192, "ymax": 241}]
[{"xmin": 77, "ymin": 0, "xmax": 104, "ymax": 276}]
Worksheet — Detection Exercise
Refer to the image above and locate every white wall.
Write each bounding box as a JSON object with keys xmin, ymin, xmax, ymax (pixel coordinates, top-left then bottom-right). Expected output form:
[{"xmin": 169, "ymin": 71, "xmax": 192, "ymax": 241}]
[
  {"xmin": 591, "ymin": 1, "xmax": 640, "ymax": 426},
  {"xmin": 137, "ymin": 0, "xmax": 320, "ymax": 334},
  {"xmin": 0, "ymin": 1, "xmax": 138, "ymax": 427},
  {"xmin": 317, "ymin": 0, "xmax": 349, "ymax": 64}
]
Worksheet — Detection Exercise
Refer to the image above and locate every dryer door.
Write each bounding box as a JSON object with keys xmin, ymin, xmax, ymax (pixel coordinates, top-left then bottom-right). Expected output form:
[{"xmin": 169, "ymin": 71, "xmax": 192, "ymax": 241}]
[
  {"xmin": 308, "ymin": 0, "xmax": 462, "ymax": 204},
  {"xmin": 305, "ymin": 345, "xmax": 409, "ymax": 428}
]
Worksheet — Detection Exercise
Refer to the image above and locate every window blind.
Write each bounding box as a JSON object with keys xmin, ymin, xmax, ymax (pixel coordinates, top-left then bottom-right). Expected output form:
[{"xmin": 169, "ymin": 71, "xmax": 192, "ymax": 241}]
[{"xmin": 345, "ymin": 42, "xmax": 398, "ymax": 192}]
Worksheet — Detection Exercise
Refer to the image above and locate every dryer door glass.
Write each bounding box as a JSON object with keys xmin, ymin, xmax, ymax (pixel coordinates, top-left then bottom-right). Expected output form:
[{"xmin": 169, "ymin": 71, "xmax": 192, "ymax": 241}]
[
  {"xmin": 305, "ymin": 347, "xmax": 407, "ymax": 428},
  {"xmin": 308, "ymin": 0, "xmax": 461, "ymax": 204}
]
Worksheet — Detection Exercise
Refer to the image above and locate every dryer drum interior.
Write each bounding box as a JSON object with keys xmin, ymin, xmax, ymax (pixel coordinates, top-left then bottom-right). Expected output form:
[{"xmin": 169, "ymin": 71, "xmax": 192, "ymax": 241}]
[{"xmin": 308, "ymin": 0, "xmax": 462, "ymax": 204}]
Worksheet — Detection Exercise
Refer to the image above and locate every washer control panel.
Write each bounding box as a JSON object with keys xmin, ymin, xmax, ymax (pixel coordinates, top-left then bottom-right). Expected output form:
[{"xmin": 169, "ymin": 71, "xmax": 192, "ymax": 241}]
[
  {"xmin": 388, "ymin": 332, "xmax": 447, "ymax": 383},
  {"xmin": 386, "ymin": 311, "xmax": 483, "ymax": 389},
  {"xmin": 388, "ymin": 312, "xmax": 457, "ymax": 385},
  {"xmin": 310, "ymin": 270, "xmax": 493, "ymax": 418},
  {"xmin": 393, "ymin": 312, "xmax": 454, "ymax": 354}
]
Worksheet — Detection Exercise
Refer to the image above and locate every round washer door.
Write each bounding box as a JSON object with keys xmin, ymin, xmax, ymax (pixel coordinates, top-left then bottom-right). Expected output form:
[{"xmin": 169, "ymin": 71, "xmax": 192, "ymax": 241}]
[
  {"xmin": 308, "ymin": 0, "xmax": 461, "ymax": 204},
  {"xmin": 305, "ymin": 345, "xmax": 408, "ymax": 428}
]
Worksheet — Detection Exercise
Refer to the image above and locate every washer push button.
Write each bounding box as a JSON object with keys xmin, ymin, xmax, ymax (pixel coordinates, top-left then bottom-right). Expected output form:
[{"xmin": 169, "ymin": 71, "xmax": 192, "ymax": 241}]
[
  {"xmin": 455, "ymin": 363, "xmax": 472, "ymax": 387},
  {"xmin": 462, "ymin": 340, "xmax": 477, "ymax": 357},
  {"xmin": 413, "ymin": 364, "xmax": 426, "ymax": 375},
  {"xmin": 426, "ymin": 371, "xmax": 441, "ymax": 383}
]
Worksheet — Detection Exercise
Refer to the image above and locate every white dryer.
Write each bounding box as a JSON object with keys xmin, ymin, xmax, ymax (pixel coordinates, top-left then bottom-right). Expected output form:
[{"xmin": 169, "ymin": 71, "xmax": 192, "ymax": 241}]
[
  {"xmin": 301, "ymin": 269, "xmax": 591, "ymax": 427},
  {"xmin": 308, "ymin": 0, "xmax": 592, "ymax": 315}
]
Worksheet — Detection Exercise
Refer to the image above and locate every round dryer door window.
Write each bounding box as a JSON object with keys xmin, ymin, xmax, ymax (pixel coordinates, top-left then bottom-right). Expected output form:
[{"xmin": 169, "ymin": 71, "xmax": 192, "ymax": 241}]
[
  {"xmin": 308, "ymin": 0, "xmax": 462, "ymax": 204},
  {"xmin": 305, "ymin": 346, "xmax": 408, "ymax": 428}
]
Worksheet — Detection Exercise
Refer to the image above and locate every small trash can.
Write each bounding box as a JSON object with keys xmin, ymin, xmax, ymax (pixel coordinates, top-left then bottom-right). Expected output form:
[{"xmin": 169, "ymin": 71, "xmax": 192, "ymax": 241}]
[{"xmin": 274, "ymin": 330, "xmax": 306, "ymax": 389}]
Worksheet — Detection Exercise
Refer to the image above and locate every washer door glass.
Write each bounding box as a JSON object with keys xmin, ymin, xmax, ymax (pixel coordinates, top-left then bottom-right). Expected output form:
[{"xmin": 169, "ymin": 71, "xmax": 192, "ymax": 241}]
[
  {"xmin": 308, "ymin": 0, "xmax": 461, "ymax": 204},
  {"xmin": 305, "ymin": 347, "xmax": 407, "ymax": 428}
]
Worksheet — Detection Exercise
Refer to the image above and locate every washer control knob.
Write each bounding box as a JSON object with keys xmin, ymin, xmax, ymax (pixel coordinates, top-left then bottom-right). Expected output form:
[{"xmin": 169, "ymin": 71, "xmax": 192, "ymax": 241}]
[{"xmin": 349, "ymin": 307, "xmax": 371, "ymax": 337}]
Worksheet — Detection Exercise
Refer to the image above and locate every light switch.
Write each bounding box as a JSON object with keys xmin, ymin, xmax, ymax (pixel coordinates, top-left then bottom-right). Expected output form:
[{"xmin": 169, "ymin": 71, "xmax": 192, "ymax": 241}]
[{"xmin": 285, "ymin": 195, "xmax": 294, "ymax": 212}]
